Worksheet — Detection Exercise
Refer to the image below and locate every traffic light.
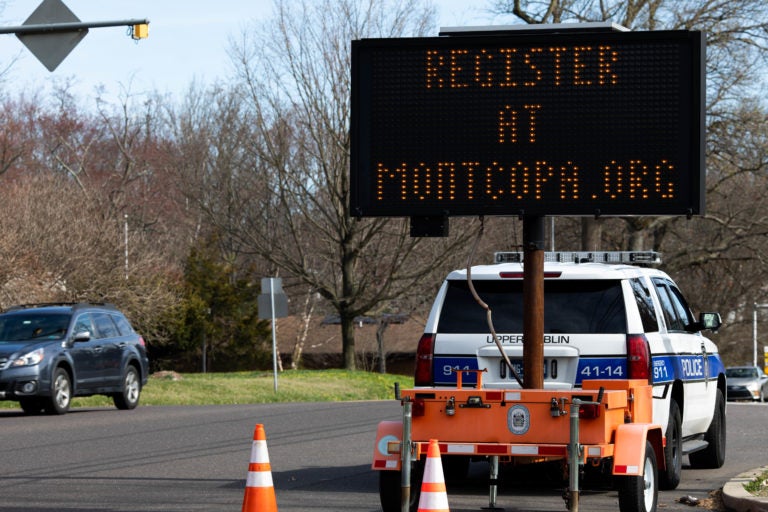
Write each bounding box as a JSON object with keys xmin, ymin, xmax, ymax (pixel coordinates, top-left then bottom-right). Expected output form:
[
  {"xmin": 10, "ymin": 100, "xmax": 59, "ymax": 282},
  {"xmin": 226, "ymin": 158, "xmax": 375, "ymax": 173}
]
[{"xmin": 132, "ymin": 23, "xmax": 148, "ymax": 40}]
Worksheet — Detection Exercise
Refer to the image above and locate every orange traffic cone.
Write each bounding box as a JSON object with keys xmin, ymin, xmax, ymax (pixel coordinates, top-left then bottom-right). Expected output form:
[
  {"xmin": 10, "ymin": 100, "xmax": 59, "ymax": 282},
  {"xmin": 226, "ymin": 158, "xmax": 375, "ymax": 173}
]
[
  {"xmin": 417, "ymin": 439, "xmax": 450, "ymax": 512},
  {"xmin": 242, "ymin": 423, "xmax": 278, "ymax": 512}
]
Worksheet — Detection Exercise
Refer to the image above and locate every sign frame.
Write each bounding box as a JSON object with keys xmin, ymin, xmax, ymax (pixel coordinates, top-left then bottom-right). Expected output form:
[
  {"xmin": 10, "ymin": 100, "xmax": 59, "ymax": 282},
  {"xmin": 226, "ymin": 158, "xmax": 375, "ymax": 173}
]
[{"xmin": 350, "ymin": 28, "xmax": 705, "ymax": 218}]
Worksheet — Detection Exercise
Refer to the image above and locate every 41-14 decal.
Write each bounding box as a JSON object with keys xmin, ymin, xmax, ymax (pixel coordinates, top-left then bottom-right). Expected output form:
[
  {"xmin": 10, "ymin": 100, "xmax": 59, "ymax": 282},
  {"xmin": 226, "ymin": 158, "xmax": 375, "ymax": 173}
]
[{"xmin": 575, "ymin": 358, "xmax": 627, "ymax": 384}]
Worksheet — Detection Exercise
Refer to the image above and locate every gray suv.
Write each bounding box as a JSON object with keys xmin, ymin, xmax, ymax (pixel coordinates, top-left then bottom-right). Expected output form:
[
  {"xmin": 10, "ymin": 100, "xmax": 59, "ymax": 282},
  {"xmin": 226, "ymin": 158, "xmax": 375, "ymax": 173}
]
[{"xmin": 0, "ymin": 303, "xmax": 149, "ymax": 415}]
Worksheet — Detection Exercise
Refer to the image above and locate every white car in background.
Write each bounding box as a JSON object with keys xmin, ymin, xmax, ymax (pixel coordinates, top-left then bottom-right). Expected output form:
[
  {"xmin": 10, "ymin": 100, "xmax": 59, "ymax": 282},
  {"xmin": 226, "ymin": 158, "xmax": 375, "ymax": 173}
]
[{"xmin": 726, "ymin": 366, "xmax": 768, "ymax": 402}]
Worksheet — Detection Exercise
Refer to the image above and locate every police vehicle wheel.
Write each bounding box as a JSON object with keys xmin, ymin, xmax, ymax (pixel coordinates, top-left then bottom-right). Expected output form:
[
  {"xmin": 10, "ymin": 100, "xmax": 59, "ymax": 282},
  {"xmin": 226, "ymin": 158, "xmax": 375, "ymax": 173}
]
[
  {"xmin": 689, "ymin": 389, "xmax": 726, "ymax": 469},
  {"xmin": 660, "ymin": 400, "xmax": 682, "ymax": 490},
  {"xmin": 113, "ymin": 365, "xmax": 141, "ymax": 410},
  {"xmin": 46, "ymin": 367, "xmax": 71, "ymax": 415},
  {"xmin": 379, "ymin": 459, "xmax": 424, "ymax": 512},
  {"xmin": 617, "ymin": 440, "xmax": 658, "ymax": 512}
]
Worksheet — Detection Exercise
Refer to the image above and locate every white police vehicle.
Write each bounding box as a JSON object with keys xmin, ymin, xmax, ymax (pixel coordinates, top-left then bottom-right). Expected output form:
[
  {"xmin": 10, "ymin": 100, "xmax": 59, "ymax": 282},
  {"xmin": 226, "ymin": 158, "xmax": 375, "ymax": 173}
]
[{"xmin": 414, "ymin": 251, "xmax": 725, "ymax": 490}]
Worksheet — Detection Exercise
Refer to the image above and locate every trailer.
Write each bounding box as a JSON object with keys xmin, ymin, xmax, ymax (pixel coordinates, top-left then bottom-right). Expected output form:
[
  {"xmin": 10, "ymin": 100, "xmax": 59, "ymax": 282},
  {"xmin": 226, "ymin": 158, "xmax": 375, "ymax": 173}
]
[{"xmin": 372, "ymin": 372, "xmax": 664, "ymax": 512}]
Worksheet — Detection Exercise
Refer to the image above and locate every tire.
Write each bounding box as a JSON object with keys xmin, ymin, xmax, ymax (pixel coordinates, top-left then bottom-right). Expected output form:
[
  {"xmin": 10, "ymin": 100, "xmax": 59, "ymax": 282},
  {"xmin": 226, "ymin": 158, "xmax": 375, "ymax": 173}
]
[
  {"xmin": 688, "ymin": 388, "xmax": 726, "ymax": 469},
  {"xmin": 46, "ymin": 367, "xmax": 71, "ymax": 415},
  {"xmin": 19, "ymin": 397, "xmax": 45, "ymax": 415},
  {"xmin": 379, "ymin": 459, "xmax": 424, "ymax": 512},
  {"xmin": 660, "ymin": 400, "xmax": 682, "ymax": 490},
  {"xmin": 617, "ymin": 440, "xmax": 658, "ymax": 512},
  {"xmin": 113, "ymin": 365, "xmax": 141, "ymax": 410}
]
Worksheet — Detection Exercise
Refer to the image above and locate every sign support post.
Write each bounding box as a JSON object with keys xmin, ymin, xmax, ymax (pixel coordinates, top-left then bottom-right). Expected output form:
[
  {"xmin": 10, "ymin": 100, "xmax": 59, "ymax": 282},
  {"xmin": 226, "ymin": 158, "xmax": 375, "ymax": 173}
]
[
  {"xmin": 523, "ymin": 216, "xmax": 545, "ymax": 388},
  {"xmin": 258, "ymin": 278, "xmax": 289, "ymax": 392}
]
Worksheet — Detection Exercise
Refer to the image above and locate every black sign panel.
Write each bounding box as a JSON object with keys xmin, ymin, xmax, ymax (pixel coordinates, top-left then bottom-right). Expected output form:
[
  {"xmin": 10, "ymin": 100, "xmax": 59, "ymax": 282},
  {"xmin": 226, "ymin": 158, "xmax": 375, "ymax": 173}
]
[{"xmin": 350, "ymin": 30, "xmax": 705, "ymax": 217}]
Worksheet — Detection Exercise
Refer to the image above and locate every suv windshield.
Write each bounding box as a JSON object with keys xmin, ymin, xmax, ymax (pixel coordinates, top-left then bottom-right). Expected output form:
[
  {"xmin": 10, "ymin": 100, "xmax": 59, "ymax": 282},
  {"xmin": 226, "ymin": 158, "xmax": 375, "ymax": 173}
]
[
  {"xmin": 0, "ymin": 312, "xmax": 71, "ymax": 342},
  {"xmin": 438, "ymin": 279, "xmax": 627, "ymax": 334}
]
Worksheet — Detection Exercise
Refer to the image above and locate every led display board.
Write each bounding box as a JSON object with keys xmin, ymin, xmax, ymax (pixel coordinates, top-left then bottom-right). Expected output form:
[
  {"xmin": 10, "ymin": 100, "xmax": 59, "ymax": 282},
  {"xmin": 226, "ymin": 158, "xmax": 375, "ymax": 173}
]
[{"xmin": 350, "ymin": 29, "xmax": 705, "ymax": 217}]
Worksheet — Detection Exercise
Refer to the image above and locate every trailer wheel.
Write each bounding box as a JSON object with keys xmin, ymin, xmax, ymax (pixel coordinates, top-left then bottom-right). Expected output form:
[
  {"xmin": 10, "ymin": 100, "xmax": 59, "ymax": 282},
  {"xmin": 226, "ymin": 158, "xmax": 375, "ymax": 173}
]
[
  {"xmin": 617, "ymin": 440, "xmax": 658, "ymax": 512},
  {"xmin": 379, "ymin": 459, "xmax": 424, "ymax": 512},
  {"xmin": 688, "ymin": 389, "xmax": 726, "ymax": 469},
  {"xmin": 660, "ymin": 400, "xmax": 681, "ymax": 490}
]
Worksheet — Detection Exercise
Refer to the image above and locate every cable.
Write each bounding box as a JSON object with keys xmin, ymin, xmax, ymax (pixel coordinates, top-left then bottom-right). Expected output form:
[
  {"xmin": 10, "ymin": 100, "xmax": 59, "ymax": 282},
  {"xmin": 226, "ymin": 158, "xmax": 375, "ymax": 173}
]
[{"xmin": 466, "ymin": 217, "xmax": 524, "ymax": 387}]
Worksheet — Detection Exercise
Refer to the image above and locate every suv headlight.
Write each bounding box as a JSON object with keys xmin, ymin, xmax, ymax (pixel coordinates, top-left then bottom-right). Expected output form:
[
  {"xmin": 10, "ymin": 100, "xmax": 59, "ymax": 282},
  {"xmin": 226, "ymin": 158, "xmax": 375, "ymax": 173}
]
[{"xmin": 11, "ymin": 348, "xmax": 44, "ymax": 367}]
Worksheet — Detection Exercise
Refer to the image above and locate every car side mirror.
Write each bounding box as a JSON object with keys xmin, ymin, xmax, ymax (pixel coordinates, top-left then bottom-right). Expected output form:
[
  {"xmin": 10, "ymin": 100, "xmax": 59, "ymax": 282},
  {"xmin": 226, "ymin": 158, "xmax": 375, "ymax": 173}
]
[
  {"xmin": 686, "ymin": 312, "xmax": 722, "ymax": 333},
  {"xmin": 699, "ymin": 312, "xmax": 722, "ymax": 332},
  {"xmin": 73, "ymin": 330, "xmax": 91, "ymax": 342}
]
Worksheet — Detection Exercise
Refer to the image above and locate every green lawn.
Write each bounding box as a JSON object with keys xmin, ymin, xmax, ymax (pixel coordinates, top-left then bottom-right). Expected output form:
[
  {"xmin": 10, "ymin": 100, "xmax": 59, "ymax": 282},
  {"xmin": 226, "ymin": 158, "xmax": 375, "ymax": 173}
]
[{"xmin": 0, "ymin": 370, "xmax": 412, "ymax": 410}]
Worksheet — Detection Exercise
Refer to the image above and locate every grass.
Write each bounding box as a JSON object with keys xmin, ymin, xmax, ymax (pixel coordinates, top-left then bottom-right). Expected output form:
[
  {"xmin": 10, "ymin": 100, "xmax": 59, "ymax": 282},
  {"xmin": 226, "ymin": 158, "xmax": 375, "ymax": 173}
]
[
  {"xmin": 743, "ymin": 469, "xmax": 768, "ymax": 497},
  {"xmin": 0, "ymin": 370, "xmax": 413, "ymax": 410}
]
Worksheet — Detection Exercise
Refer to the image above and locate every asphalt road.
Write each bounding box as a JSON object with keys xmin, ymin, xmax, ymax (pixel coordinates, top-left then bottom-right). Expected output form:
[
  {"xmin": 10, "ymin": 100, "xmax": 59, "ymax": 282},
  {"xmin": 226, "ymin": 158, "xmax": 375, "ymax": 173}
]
[{"xmin": 0, "ymin": 399, "xmax": 765, "ymax": 511}]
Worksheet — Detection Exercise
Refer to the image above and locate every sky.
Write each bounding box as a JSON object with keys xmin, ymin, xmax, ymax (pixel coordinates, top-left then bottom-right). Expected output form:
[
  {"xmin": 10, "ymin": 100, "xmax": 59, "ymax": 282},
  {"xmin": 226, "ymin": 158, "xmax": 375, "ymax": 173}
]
[{"xmin": 0, "ymin": 0, "xmax": 505, "ymax": 102}]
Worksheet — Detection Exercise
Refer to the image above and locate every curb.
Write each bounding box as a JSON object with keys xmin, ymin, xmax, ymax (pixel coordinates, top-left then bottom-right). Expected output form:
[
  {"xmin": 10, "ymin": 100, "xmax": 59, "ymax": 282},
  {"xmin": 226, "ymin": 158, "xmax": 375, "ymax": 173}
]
[{"xmin": 722, "ymin": 466, "xmax": 768, "ymax": 512}]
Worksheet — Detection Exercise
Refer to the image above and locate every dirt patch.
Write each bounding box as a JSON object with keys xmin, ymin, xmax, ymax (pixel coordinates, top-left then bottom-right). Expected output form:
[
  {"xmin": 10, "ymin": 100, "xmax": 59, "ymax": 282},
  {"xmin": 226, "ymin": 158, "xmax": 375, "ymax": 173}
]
[{"xmin": 151, "ymin": 370, "xmax": 183, "ymax": 381}]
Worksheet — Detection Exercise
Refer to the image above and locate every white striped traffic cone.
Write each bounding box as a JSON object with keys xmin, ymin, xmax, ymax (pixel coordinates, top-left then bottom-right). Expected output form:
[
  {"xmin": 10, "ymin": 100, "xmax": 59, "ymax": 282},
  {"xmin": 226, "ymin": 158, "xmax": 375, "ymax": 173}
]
[
  {"xmin": 417, "ymin": 439, "xmax": 450, "ymax": 512},
  {"xmin": 242, "ymin": 423, "xmax": 278, "ymax": 512}
]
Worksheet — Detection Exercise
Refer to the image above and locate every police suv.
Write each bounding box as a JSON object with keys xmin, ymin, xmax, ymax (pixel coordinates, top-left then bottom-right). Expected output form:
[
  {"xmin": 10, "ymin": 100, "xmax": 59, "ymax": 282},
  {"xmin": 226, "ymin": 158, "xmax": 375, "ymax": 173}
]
[{"xmin": 414, "ymin": 251, "xmax": 725, "ymax": 490}]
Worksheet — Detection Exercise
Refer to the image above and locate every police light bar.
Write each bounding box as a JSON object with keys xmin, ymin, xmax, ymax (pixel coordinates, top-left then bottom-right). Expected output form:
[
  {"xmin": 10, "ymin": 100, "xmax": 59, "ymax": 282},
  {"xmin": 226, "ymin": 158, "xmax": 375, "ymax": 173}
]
[{"xmin": 494, "ymin": 251, "xmax": 661, "ymax": 265}]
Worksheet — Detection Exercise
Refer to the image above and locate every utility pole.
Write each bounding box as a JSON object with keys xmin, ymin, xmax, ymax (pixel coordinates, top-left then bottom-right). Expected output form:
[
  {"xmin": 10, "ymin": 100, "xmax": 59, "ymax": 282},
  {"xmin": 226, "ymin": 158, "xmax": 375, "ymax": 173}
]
[{"xmin": 753, "ymin": 303, "xmax": 768, "ymax": 367}]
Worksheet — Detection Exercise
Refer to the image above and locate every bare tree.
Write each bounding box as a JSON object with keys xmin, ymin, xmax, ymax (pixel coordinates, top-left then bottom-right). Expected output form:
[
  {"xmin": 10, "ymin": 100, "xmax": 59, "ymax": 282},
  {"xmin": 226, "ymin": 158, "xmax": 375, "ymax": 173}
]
[
  {"xmin": 0, "ymin": 83, "xmax": 187, "ymax": 356},
  {"xmin": 222, "ymin": 0, "xmax": 478, "ymax": 370},
  {"xmin": 491, "ymin": 0, "xmax": 768, "ymax": 362}
]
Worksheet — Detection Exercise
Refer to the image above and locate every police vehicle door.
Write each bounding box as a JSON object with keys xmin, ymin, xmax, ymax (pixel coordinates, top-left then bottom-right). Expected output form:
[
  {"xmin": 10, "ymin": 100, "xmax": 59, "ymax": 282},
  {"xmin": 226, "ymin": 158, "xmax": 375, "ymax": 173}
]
[{"xmin": 653, "ymin": 278, "xmax": 710, "ymax": 436}]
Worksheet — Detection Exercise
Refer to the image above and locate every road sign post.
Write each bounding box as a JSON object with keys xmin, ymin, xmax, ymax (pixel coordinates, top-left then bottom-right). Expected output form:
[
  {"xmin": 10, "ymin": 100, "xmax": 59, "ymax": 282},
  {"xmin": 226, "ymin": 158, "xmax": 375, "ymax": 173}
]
[{"xmin": 258, "ymin": 278, "xmax": 288, "ymax": 392}]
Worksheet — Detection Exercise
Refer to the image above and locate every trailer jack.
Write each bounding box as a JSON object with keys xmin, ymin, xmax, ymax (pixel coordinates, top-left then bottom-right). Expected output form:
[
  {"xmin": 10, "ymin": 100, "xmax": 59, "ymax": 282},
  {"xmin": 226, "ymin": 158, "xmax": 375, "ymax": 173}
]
[{"xmin": 564, "ymin": 387, "xmax": 604, "ymax": 512}]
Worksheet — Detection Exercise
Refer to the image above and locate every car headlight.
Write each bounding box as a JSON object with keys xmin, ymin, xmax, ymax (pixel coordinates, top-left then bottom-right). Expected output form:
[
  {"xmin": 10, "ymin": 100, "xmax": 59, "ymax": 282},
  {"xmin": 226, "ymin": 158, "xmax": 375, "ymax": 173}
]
[{"xmin": 10, "ymin": 348, "xmax": 44, "ymax": 367}]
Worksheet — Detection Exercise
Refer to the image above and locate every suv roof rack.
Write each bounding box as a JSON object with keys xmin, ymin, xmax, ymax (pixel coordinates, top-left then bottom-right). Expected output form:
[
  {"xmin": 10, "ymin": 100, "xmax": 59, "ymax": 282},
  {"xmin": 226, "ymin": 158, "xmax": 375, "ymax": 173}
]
[
  {"xmin": 4, "ymin": 302, "xmax": 118, "ymax": 312},
  {"xmin": 494, "ymin": 251, "xmax": 662, "ymax": 265}
]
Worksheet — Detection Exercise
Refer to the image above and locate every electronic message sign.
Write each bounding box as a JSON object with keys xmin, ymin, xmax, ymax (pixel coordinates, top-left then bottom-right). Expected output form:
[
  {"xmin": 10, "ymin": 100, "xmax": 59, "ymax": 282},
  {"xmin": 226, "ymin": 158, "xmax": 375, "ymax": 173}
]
[{"xmin": 350, "ymin": 29, "xmax": 705, "ymax": 217}]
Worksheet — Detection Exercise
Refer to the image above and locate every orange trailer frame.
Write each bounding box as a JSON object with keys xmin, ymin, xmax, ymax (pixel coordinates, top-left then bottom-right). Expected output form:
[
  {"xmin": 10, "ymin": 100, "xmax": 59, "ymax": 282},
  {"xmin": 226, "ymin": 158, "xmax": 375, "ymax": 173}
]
[{"xmin": 372, "ymin": 376, "xmax": 664, "ymax": 511}]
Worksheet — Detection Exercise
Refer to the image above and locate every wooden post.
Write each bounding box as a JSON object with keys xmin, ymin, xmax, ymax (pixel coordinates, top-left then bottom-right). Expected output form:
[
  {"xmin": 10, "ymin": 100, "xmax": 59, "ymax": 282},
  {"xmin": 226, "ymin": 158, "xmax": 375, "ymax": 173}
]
[{"xmin": 523, "ymin": 216, "xmax": 545, "ymax": 389}]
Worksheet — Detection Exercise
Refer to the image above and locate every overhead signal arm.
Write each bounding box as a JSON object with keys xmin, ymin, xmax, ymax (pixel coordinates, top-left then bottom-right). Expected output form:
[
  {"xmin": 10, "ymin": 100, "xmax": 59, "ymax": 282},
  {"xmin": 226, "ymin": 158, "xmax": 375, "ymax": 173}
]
[
  {"xmin": 0, "ymin": 19, "xmax": 151, "ymax": 36},
  {"xmin": 0, "ymin": 0, "xmax": 149, "ymax": 71}
]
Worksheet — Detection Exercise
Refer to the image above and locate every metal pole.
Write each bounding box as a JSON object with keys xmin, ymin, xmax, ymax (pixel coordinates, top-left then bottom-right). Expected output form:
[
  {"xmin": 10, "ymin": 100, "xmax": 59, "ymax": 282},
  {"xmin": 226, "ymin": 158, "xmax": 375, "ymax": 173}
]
[
  {"xmin": 124, "ymin": 214, "xmax": 128, "ymax": 280},
  {"xmin": 753, "ymin": 304, "xmax": 768, "ymax": 367},
  {"xmin": 755, "ymin": 304, "xmax": 759, "ymax": 368},
  {"xmin": 550, "ymin": 216, "xmax": 555, "ymax": 251},
  {"xmin": 202, "ymin": 330, "xmax": 206, "ymax": 373},
  {"xmin": 202, "ymin": 308, "xmax": 210, "ymax": 373},
  {"xmin": 488, "ymin": 454, "xmax": 500, "ymax": 509},
  {"xmin": 0, "ymin": 19, "xmax": 150, "ymax": 35},
  {"xmin": 401, "ymin": 400, "xmax": 413, "ymax": 512},
  {"xmin": 271, "ymin": 278, "xmax": 278, "ymax": 392},
  {"xmin": 568, "ymin": 399, "xmax": 582, "ymax": 512}
]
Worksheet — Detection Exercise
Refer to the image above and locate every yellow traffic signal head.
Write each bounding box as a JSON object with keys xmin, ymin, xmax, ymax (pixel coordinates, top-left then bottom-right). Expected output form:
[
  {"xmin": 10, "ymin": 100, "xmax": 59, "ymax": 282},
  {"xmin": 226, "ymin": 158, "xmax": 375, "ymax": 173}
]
[{"xmin": 132, "ymin": 23, "xmax": 148, "ymax": 40}]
